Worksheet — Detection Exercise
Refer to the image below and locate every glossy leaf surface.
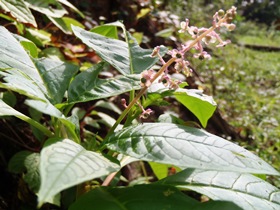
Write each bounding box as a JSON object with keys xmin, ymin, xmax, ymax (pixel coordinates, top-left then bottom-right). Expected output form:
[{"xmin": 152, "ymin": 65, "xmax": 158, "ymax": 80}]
[
  {"xmin": 174, "ymin": 89, "xmax": 217, "ymax": 128},
  {"xmin": 68, "ymin": 62, "xmax": 141, "ymax": 103},
  {"xmin": 106, "ymin": 123, "xmax": 279, "ymax": 175},
  {"xmin": 25, "ymin": 0, "xmax": 67, "ymax": 18},
  {"xmin": 159, "ymin": 168, "xmax": 280, "ymax": 210},
  {"xmin": 38, "ymin": 139, "xmax": 120, "ymax": 207},
  {"xmin": 0, "ymin": 0, "xmax": 37, "ymax": 27},
  {"xmin": 72, "ymin": 24, "xmax": 167, "ymax": 75}
]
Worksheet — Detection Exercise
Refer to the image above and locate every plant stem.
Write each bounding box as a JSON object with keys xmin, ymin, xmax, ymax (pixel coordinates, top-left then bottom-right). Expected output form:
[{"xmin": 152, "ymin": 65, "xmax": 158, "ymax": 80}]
[
  {"xmin": 100, "ymin": 20, "xmax": 227, "ymax": 185},
  {"xmin": 17, "ymin": 115, "xmax": 54, "ymax": 137},
  {"xmin": 104, "ymin": 57, "xmax": 176, "ymax": 139}
]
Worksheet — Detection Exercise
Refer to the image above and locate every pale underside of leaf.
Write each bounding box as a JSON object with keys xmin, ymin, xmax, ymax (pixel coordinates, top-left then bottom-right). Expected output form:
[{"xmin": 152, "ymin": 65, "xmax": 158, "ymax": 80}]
[
  {"xmin": 0, "ymin": 26, "xmax": 43, "ymax": 83},
  {"xmin": 0, "ymin": 0, "xmax": 37, "ymax": 27},
  {"xmin": 159, "ymin": 168, "xmax": 280, "ymax": 210},
  {"xmin": 24, "ymin": 0, "xmax": 68, "ymax": 18},
  {"xmin": 38, "ymin": 139, "xmax": 120, "ymax": 207},
  {"xmin": 72, "ymin": 25, "xmax": 167, "ymax": 75},
  {"xmin": 68, "ymin": 62, "xmax": 142, "ymax": 103},
  {"xmin": 106, "ymin": 123, "xmax": 280, "ymax": 175}
]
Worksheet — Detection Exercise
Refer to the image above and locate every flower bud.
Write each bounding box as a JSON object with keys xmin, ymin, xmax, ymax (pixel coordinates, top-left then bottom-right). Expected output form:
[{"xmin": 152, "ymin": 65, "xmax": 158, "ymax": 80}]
[
  {"xmin": 226, "ymin": 17, "xmax": 233, "ymax": 24},
  {"xmin": 150, "ymin": 46, "xmax": 160, "ymax": 57},
  {"xmin": 218, "ymin": 9, "xmax": 225, "ymax": 17},
  {"xmin": 227, "ymin": 23, "xmax": 236, "ymax": 31}
]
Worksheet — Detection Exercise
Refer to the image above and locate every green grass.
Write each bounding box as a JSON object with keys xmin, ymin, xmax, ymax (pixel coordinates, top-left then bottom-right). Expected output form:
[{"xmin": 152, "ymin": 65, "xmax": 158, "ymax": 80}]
[{"xmin": 194, "ymin": 38, "xmax": 280, "ymax": 186}]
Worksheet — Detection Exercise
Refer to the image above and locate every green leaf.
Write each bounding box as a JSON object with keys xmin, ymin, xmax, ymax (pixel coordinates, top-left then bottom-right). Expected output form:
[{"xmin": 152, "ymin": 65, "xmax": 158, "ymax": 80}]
[
  {"xmin": 72, "ymin": 24, "xmax": 167, "ymax": 75},
  {"xmin": 13, "ymin": 34, "xmax": 38, "ymax": 58},
  {"xmin": 24, "ymin": 0, "xmax": 67, "ymax": 18},
  {"xmin": 106, "ymin": 123, "xmax": 280, "ymax": 175},
  {"xmin": 37, "ymin": 139, "xmax": 120, "ymax": 207},
  {"xmin": 159, "ymin": 168, "xmax": 280, "ymax": 210},
  {"xmin": 0, "ymin": 27, "xmax": 78, "ymax": 104},
  {"xmin": 69, "ymin": 184, "xmax": 198, "ymax": 210},
  {"xmin": 25, "ymin": 99, "xmax": 63, "ymax": 118},
  {"xmin": 0, "ymin": 0, "xmax": 37, "ymax": 27},
  {"xmin": 0, "ymin": 99, "xmax": 53, "ymax": 137},
  {"xmin": 48, "ymin": 16, "xmax": 84, "ymax": 34},
  {"xmin": 149, "ymin": 162, "xmax": 181, "ymax": 180},
  {"xmin": 33, "ymin": 57, "xmax": 79, "ymax": 104},
  {"xmin": 174, "ymin": 89, "xmax": 217, "ymax": 128},
  {"xmin": 25, "ymin": 28, "xmax": 51, "ymax": 47},
  {"xmin": 0, "ymin": 26, "xmax": 43, "ymax": 84},
  {"xmin": 20, "ymin": 40, "xmax": 38, "ymax": 58},
  {"xmin": 57, "ymin": 0, "xmax": 84, "ymax": 18},
  {"xmin": 68, "ymin": 62, "xmax": 142, "ymax": 103},
  {"xmin": 0, "ymin": 90, "xmax": 17, "ymax": 107},
  {"xmin": 8, "ymin": 150, "xmax": 32, "ymax": 173},
  {"xmin": 24, "ymin": 152, "xmax": 40, "ymax": 192},
  {"xmin": 90, "ymin": 25, "xmax": 118, "ymax": 39}
]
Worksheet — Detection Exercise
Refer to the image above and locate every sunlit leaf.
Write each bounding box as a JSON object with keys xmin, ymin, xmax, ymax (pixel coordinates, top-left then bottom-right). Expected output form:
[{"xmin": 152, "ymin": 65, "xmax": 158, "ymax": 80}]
[
  {"xmin": 68, "ymin": 62, "xmax": 142, "ymax": 103},
  {"xmin": 136, "ymin": 8, "xmax": 150, "ymax": 19},
  {"xmin": 33, "ymin": 57, "xmax": 79, "ymax": 104},
  {"xmin": 0, "ymin": 26, "xmax": 43, "ymax": 83},
  {"xmin": 0, "ymin": 0, "xmax": 37, "ymax": 27},
  {"xmin": 38, "ymin": 139, "xmax": 120, "ymax": 207},
  {"xmin": 159, "ymin": 168, "xmax": 280, "ymax": 210},
  {"xmin": 24, "ymin": 0, "xmax": 67, "ymax": 18},
  {"xmin": 106, "ymin": 123, "xmax": 280, "ymax": 175},
  {"xmin": 90, "ymin": 25, "xmax": 118, "ymax": 39},
  {"xmin": 174, "ymin": 89, "xmax": 217, "ymax": 128},
  {"xmin": 57, "ymin": 0, "xmax": 84, "ymax": 18},
  {"xmin": 72, "ymin": 24, "xmax": 167, "ymax": 75},
  {"xmin": 48, "ymin": 16, "xmax": 84, "ymax": 34},
  {"xmin": 13, "ymin": 33, "xmax": 38, "ymax": 58},
  {"xmin": 0, "ymin": 27, "xmax": 78, "ymax": 104},
  {"xmin": 25, "ymin": 28, "xmax": 51, "ymax": 47},
  {"xmin": 149, "ymin": 162, "xmax": 181, "ymax": 180}
]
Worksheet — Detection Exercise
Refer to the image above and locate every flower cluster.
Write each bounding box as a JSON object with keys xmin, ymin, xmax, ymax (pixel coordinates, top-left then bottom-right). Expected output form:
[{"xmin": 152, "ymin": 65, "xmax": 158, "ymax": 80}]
[{"xmin": 137, "ymin": 6, "xmax": 237, "ymax": 119}]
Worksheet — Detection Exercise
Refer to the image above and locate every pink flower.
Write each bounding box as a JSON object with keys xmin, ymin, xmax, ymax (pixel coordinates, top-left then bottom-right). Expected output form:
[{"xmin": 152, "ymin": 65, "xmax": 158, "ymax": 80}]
[
  {"xmin": 216, "ymin": 40, "xmax": 231, "ymax": 48},
  {"xmin": 178, "ymin": 19, "xmax": 189, "ymax": 33},
  {"xmin": 140, "ymin": 108, "xmax": 153, "ymax": 119},
  {"xmin": 141, "ymin": 70, "xmax": 156, "ymax": 87},
  {"xmin": 194, "ymin": 51, "xmax": 211, "ymax": 60}
]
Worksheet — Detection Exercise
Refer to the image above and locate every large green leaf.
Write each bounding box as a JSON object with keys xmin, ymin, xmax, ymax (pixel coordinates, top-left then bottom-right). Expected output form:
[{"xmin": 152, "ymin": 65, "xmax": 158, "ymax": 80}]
[
  {"xmin": 0, "ymin": 0, "xmax": 37, "ymax": 27},
  {"xmin": 24, "ymin": 0, "xmax": 67, "ymax": 18},
  {"xmin": 33, "ymin": 57, "xmax": 79, "ymax": 104},
  {"xmin": 0, "ymin": 26, "xmax": 43, "ymax": 83},
  {"xmin": 72, "ymin": 24, "xmax": 167, "ymax": 75},
  {"xmin": 0, "ymin": 27, "xmax": 78, "ymax": 104},
  {"xmin": 159, "ymin": 168, "xmax": 280, "ymax": 210},
  {"xmin": 69, "ymin": 184, "xmax": 241, "ymax": 210},
  {"xmin": 105, "ymin": 123, "xmax": 280, "ymax": 175},
  {"xmin": 48, "ymin": 16, "xmax": 84, "ymax": 34},
  {"xmin": 147, "ymin": 84, "xmax": 216, "ymax": 127},
  {"xmin": 57, "ymin": 0, "xmax": 84, "ymax": 18},
  {"xmin": 174, "ymin": 89, "xmax": 216, "ymax": 128},
  {"xmin": 68, "ymin": 62, "xmax": 142, "ymax": 103},
  {"xmin": 37, "ymin": 139, "xmax": 120, "ymax": 207},
  {"xmin": 69, "ymin": 184, "xmax": 198, "ymax": 210}
]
